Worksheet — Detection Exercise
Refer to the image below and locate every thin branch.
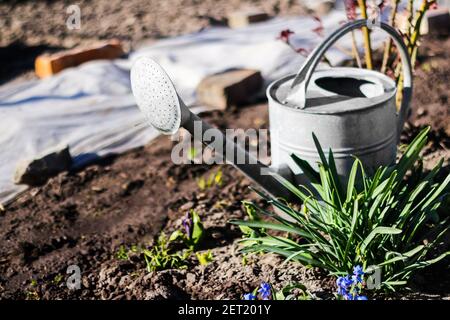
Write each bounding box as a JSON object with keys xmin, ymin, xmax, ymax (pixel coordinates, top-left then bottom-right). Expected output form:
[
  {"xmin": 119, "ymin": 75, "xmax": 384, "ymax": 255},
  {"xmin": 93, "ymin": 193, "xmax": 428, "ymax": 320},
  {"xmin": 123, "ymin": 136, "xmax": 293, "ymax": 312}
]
[
  {"xmin": 381, "ymin": 0, "xmax": 400, "ymax": 73},
  {"xmin": 357, "ymin": 0, "xmax": 373, "ymax": 69},
  {"xmin": 350, "ymin": 31, "xmax": 363, "ymax": 68},
  {"xmin": 395, "ymin": 0, "xmax": 436, "ymax": 109}
]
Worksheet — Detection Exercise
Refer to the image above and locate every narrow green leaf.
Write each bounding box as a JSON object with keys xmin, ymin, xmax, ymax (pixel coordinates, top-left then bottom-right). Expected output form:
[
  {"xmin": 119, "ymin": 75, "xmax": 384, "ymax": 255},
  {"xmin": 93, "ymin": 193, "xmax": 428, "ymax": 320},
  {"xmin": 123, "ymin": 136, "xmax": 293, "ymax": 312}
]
[
  {"xmin": 360, "ymin": 227, "xmax": 402, "ymax": 253},
  {"xmin": 229, "ymin": 220, "xmax": 313, "ymax": 239},
  {"xmin": 312, "ymin": 133, "xmax": 329, "ymax": 170},
  {"xmin": 378, "ymin": 245, "xmax": 425, "ymax": 267},
  {"xmin": 291, "ymin": 153, "xmax": 320, "ymax": 183},
  {"xmin": 346, "ymin": 160, "xmax": 359, "ymax": 203}
]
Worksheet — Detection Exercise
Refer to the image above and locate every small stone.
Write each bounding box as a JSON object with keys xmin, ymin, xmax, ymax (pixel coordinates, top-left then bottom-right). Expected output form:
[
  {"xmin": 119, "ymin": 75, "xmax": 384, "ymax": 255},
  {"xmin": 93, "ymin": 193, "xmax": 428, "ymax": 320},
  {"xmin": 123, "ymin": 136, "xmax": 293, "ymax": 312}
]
[
  {"xmin": 226, "ymin": 269, "xmax": 235, "ymax": 278},
  {"xmin": 179, "ymin": 201, "xmax": 195, "ymax": 211},
  {"xmin": 120, "ymin": 179, "xmax": 144, "ymax": 196},
  {"xmin": 417, "ymin": 107, "xmax": 427, "ymax": 117},
  {"xmin": 14, "ymin": 145, "xmax": 72, "ymax": 186},
  {"xmin": 445, "ymin": 123, "xmax": 450, "ymax": 137},
  {"xmin": 143, "ymin": 273, "xmax": 153, "ymax": 283},
  {"xmin": 118, "ymin": 275, "xmax": 131, "ymax": 287},
  {"xmin": 82, "ymin": 277, "xmax": 90, "ymax": 289},
  {"xmin": 99, "ymin": 268, "xmax": 108, "ymax": 284},
  {"xmin": 186, "ymin": 273, "xmax": 196, "ymax": 285}
]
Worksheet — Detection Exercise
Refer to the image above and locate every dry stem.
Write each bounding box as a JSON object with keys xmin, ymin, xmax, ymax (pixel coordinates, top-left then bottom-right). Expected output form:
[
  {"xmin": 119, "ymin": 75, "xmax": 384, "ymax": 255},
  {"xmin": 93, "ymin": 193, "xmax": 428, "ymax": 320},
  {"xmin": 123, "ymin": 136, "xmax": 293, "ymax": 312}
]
[
  {"xmin": 357, "ymin": 0, "xmax": 373, "ymax": 69},
  {"xmin": 381, "ymin": 0, "xmax": 400, "ymax": 73}
]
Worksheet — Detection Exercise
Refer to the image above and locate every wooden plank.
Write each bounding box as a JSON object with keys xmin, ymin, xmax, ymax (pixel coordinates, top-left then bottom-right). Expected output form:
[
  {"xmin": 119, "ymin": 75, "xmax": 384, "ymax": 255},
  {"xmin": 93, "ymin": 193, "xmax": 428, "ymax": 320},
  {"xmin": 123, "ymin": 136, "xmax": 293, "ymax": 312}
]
[{"xmin": 35, "ymin": 40, "xmax": 125, "ymax": 78}]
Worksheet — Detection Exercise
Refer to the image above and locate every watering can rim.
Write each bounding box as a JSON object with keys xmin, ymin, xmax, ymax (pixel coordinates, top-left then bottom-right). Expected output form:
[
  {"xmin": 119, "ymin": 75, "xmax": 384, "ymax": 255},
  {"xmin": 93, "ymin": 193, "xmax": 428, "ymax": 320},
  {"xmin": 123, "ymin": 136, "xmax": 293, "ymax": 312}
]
[{"xmin": 267, "ymin": 67, "xmax": 397, "ymax": 115}]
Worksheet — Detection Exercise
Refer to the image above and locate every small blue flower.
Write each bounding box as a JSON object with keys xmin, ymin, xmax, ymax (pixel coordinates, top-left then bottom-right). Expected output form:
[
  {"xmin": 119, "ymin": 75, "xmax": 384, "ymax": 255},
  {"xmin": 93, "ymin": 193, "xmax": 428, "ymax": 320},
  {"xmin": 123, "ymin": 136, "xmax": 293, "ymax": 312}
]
[
  {"xmin": 352, "ymin": 274, "xmax": 363, "ymax": 284},
  {"xmin": 336, "ymin": 266, "xmax": 368, "ymax": 300},
  {"xmin": 336, "ymin": 276, "xmax": 345, "ymax": 288},
  {"xmin": 182, "ymin": 212, "xmax": 192, "ymax": 238},
  {"xmin": 337, "ymin": 287, "xmax": 347, "ymax": 296},
  {"xmin": 345, "ymin": 293, "xmax": 356, "ymax": 300},
  {"xmin": 336, "ymin": 277, "xmax": 344, "ymax": 288},
  {"xmin": 344, "ymin": 275, "xmax": 354, "ymax": 287},
  {"xmin": 258, "ymin": 282, "xmax": 271, "ymax": 300},
  {"xmin": 352, "ymin": 283, "xmax": 361, "ymax": 292},
  {"xmin": 243, "ymin": 293, "xmax": 257, "ymax": 300},
  {"xmin": 337, "ymin": 275, "xmax": 353, "ymax": 288},
  {"xmin": 352, "ymin": 266, "xmax": 364, "ymax": 284},
  {"xmin": 353, "ymin": 265, "xmax": 364, "ymax": 277}
]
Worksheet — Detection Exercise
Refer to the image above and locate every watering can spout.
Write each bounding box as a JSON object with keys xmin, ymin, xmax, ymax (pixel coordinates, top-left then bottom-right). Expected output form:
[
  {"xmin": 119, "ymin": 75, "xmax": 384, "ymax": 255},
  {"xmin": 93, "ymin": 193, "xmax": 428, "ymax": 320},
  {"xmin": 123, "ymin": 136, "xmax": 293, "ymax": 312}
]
[{"xmin": 130, "ymin": 56, "xmax": 294, "ymax": 200}]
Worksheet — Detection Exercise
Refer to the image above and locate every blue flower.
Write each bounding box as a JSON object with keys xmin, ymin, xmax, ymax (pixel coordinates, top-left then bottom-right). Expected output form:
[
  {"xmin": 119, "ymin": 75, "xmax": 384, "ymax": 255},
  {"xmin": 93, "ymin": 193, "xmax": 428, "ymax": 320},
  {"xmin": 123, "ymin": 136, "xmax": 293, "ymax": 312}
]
[
  {"xmin": 353, "ymin": 265, "xmax": 364, "ymax": 277},
  {"xmin": 344, "ymin": 276, "xmax": 354, "ymax": 287},
  {"xmin": 352, "ymin": 274, "xmax": 363, "ymax": 284},
  {"xmin": 336, "ymin": 266, "xmax": 369, "ymax": 300},
  {"xmin": 258, "ymin": 282, "xmax": 271, "ymax": 300},
  {"xmin": 243, "ymin": 293, "xmax": 257, "ymax": 300},
  {"xmin": 182, "ymin": 212, "xmax": 192, "ymax": 238},
  {"xmin": 345, "ymin": 293, "xmax": 356, "ymax": 300},
  {"xmin": 337, "ymin": 275, "xmax": 354, "ymax": 298},
  {"xmin": 352, "ymin": 266, "xmax": 364, "ymax": 284},
  {"xmin": 337, "ymin": 287, "xmax": 347, "ymax": 296},
  {"xmin": 336, "ymin": 276, "xmax": 345, "ymax": 288}
]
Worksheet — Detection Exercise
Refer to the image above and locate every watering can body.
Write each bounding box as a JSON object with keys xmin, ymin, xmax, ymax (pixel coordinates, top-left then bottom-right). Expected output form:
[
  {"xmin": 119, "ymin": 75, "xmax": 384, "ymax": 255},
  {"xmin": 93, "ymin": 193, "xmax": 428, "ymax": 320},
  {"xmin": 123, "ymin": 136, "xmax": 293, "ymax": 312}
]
[{"xmin": 266, "ymin": 20, "xmax": 413, "ymax": 186}]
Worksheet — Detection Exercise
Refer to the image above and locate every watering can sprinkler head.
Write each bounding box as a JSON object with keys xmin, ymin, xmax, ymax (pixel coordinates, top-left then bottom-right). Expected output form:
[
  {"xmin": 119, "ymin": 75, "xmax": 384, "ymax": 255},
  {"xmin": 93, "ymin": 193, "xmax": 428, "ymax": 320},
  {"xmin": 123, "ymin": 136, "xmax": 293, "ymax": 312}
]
[
  {"xmin": 130, "ymin": 56, "xmax": 292, "ymax": 200},
  {"xmin": 130, "ymin": 56, "xmax": 191, "ymax": 135}
]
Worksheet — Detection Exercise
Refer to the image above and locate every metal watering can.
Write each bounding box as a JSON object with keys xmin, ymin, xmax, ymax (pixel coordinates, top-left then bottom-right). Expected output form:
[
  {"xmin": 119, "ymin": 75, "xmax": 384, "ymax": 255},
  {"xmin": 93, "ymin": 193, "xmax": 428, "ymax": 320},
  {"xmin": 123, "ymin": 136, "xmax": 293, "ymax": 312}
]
[
  {"xmin": 267, "ymin": 19, "xmax": 413, "ymax": 188},
  {"xmin": 130, "ymin": 20, "xmax": 412, "ymax": 200}
]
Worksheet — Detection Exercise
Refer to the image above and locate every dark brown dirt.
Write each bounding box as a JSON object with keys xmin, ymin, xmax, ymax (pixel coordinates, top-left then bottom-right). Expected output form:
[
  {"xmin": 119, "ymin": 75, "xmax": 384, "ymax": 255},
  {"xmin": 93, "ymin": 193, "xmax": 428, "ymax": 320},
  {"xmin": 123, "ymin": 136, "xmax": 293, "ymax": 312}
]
[{"xmin": 0, "ymin": 1, "xmax": 449, "ymax": 301}]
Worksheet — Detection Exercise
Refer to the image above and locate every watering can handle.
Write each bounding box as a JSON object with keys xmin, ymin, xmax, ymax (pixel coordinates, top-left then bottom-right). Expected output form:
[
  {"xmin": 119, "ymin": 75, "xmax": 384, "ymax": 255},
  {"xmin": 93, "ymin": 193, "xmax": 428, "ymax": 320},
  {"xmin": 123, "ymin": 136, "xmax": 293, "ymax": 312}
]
[{"xmin": 288, "ymin": 19, "xmax": 412, "ymax": 141}]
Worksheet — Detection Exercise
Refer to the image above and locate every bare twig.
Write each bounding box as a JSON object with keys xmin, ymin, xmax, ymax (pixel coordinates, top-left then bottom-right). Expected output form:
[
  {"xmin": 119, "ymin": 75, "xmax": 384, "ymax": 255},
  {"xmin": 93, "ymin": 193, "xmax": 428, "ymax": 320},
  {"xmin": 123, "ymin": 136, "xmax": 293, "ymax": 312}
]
[
  {"xmin": 350, "ymin": 31, "xmax": 363, "ymax": 68},
  {"xmin": 357, "ymin": 0, "xmax": 373, "ymax": 69},
  {"xmin": 344, "ymin": 0, "xmax": 362, "ymax": 68},
  {"xmin": 395, "ymin": 0, "xmax": 436, "ymax": 108},
  {"xmin": 381, "ymin": 0, "xmax": 400, "ymax": 73}
]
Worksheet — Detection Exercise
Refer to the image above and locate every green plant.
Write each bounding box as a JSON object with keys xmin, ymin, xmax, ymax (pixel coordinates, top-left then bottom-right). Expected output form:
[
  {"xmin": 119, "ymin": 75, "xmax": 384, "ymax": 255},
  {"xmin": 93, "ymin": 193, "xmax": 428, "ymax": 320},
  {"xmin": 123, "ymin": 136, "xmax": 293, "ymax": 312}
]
[
  {"xmin": 141, "ymin": 210, "xmax": 207, "ymax": 272},
  {"xmin": 231, "ymin": 127, "xmax": 450, "ymax": 291},
  {"xmin": 273, "ymin": 283, "xmax": 313, "ymax": 300},
  {"xmin": 196, "ymin": 250, "xmax": 214, "ymax": 265},
  {"xmin": 238, "ymin": 201, "xmax": 263, "ymax": 238},
  {"xmin": 170, "ymin": 209, "xmax": 205, "ymax": 250},
  {"xmin": 187, "ymin": 146, "xmax": 199, "ymax": 161},
  {"xmin": 116, "ymin": 245, "xmax": 129, "ymax": 260},
  {"xmin": 143, "ymin": 233, "xmax": 190, "ymax": 272},
  {"xmin": 26, "ymin": 290, "xmax": 40, "ymax": 300},
  {"xmin": 26, "ymin": 279, "xmax": 40, "ymax": 300},
  {"xmin": 52, "ymin": 274, "xmax": 64, "ymax": 285},
  {"xmin": 197, "ymin": 168, "xmax": 223, "ymax": 190}
]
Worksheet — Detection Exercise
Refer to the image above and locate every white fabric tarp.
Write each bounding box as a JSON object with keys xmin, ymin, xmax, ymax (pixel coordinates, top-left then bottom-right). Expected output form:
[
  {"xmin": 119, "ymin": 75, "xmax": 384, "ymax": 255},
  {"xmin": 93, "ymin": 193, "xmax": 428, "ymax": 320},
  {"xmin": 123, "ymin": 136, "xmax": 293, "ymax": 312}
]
[{"xmin": 0, "ymin": 11, "xmax": 389, "ymax": 204}]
